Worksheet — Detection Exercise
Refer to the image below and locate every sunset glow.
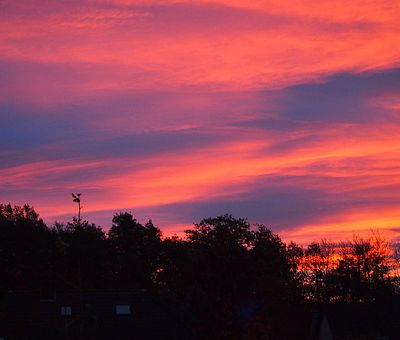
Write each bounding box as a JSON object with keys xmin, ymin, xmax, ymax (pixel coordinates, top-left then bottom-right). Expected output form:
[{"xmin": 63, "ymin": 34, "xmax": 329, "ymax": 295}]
[{"xmin": 1, "ymin": 0, "xmax": 400, "ymax": 243}]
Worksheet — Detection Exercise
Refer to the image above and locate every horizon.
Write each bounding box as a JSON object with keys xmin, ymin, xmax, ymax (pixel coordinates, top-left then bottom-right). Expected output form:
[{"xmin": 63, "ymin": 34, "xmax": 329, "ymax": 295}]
[
  {"xmin": 1, "ymin": 0, "xmax": 400, "ymax": 244},
  {"xmin": 5, "ymin": 201, "xmax": 396, "ymax": 246}
]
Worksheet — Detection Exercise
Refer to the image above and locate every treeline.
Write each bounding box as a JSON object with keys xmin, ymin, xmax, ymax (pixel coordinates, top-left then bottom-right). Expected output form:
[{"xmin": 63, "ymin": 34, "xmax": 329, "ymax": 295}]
[{"xmin": 1, "ymin": 204, "xmax": 399, "ymax": 338}]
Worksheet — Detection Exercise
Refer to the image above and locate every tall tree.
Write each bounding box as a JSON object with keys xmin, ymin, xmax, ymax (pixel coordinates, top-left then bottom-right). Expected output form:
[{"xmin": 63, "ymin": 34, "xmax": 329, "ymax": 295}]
[
  {"xmin": 108, "ymin": 212, "xmax": 162, "ymax": 289},
  {"xmin": 335, "ymin": 234, "xmax": 392, "ymax": 302},
  {"xmin": 0, "ymin": 204, "xmax": 56, "ymax": 294},
  {"xmin": 300, "ymin": 234, "xmax": 394, "ymax": 303},
  {"xmin": 183, "ymin": 214, "xmax": 253, "ymax": 339},
  {"xmin": 52, "ymin": 218, "xmax": 109, "ymax": 290}
]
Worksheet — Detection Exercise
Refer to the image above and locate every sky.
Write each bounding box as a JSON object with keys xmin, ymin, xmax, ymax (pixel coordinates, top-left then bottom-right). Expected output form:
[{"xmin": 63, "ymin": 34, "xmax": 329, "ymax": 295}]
[{"xmin": 1, "ymin": 0, "xmax": 400, "ymax": 243}]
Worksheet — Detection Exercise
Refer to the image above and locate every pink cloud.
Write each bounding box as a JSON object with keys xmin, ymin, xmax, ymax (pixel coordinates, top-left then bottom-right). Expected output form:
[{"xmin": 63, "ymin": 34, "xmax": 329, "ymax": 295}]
[
  {"xmin": 1, "ymin": 1, "xmax": 400, "ymax": 244},
  {"xmin": 1, "ymin": 0, "xmax": 399, "ymax": 92}
]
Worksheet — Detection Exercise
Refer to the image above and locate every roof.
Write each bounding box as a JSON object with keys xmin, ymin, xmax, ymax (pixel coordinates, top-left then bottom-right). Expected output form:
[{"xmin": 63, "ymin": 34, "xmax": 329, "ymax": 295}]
[
  {"xmin": 0, "ymin": 290, "xmax": 179, "ymax": 340},
  {"xmin": 311, "ymin": 299, "xmax": 400, "ymax": 340}
]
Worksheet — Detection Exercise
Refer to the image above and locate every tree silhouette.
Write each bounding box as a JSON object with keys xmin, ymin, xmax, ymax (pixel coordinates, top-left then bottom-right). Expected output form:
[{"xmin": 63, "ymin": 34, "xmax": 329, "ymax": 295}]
[
  {"xmin": 181, "ymin": 215, "xmax": 252, "ymax": 338},
  {"xmin": 1, "ymin": 203, "xmax": 399, "ymax": 339},
  {"xmin": 299, "ymin": 234, "xmax": 394, "ymax": 303},
  {"xmin": 0, "ymin": 204, "xmax": 57, "ymax": 295},
  {"xmin": 52, "ymin": 218, "xmax": 109, "ymax": 290},
  {"xmin": 108, "ymin": 212, "xmax": 162, "ymax": 289}
]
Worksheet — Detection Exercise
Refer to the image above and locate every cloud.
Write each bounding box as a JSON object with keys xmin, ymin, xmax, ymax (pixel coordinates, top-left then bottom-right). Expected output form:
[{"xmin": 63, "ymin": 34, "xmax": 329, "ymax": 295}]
[
  {"xmin": 1, "ymin": 1, "xmax": 399, "ymax": 91},
  {"xmin": 2, "ymin": 69, "xmax": 400, "ymax": 233},
  {"xmin": 276, "ymin": 68, "xmax": 400, "ymax": 123},
  {"xmin": 1, "ymin": 1, "xmax": 400, "ymax": 243}
]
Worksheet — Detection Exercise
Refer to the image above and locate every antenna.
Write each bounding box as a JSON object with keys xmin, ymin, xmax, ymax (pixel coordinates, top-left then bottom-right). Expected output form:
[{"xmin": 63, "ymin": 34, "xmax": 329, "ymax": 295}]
[
  {"xmin": 72, "ymin": 193, "xmax": 83, "ymax": 338},
  {"xmin": 72, "ymin": 193, "xmax": 82, "ymax": 222}
]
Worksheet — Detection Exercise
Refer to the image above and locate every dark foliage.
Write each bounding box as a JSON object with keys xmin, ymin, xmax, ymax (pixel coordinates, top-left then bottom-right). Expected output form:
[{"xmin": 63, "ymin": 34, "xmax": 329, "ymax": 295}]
[
  {"xmin": 1, "ymin": 204, "xmax": 399, "ymax": 339},
  {"xmin": 108, "ymin": 212, "xmax": 162, "ymax": 289},
  {"xmin": 0, "ymin": 204, "xmax": 57, "ymax": 294}
]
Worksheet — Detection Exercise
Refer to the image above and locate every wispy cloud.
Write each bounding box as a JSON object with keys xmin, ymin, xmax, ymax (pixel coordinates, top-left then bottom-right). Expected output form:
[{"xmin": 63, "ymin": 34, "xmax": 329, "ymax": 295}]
[{"xmin": 1, "ymin": 0, "xmax": 400, "ymax": 243}]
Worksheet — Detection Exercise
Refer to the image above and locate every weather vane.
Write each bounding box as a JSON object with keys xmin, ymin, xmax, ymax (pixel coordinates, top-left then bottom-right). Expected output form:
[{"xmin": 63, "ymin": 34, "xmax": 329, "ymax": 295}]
[{"xmin": 72, "ymin": 193, "xmax": 82, "ymax": 222}]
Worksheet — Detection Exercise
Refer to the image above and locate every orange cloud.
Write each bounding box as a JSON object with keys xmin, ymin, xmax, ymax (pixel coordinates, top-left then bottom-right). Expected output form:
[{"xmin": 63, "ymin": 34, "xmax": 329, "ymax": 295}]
[
  {"xmin": 1, "ymin": 0, "xmax": 399, "ymax": 93},
  {"xmin": 1, "ymin": 1, "xmax": 400, "ymax": 244},
  {"xmin": 282, "ymin": 207, "xmax": 400, "ymax": 245}
]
